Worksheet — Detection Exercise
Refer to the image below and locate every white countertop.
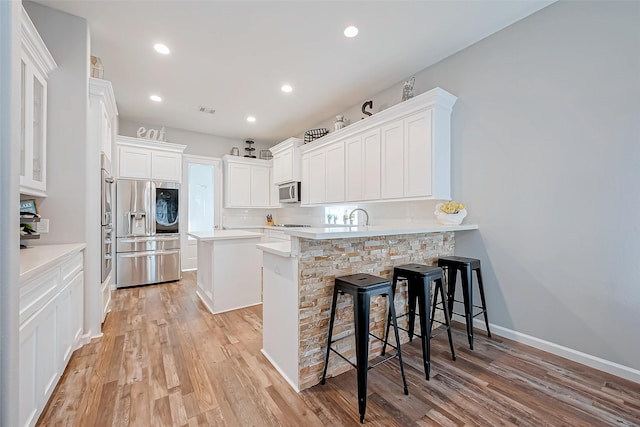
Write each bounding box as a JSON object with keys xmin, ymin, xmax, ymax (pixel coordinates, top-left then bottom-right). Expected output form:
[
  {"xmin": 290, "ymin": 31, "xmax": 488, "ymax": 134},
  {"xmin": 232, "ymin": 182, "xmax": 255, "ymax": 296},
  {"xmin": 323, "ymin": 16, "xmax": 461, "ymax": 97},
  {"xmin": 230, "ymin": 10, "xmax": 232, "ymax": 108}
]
[
  {"xmin": 188, "ymin": 230, "xmax": 264, "ymax": 241},
  {"xmin": 285, "ymin": 223, "xmax": 478, "ymax": 240},
  {"xmin": 20, "ymin": 243, "xmax": 86, "ymax": 283},
  {"xmin": 256, "ymin": 241, "xmax": 292, "ymax": 257}
]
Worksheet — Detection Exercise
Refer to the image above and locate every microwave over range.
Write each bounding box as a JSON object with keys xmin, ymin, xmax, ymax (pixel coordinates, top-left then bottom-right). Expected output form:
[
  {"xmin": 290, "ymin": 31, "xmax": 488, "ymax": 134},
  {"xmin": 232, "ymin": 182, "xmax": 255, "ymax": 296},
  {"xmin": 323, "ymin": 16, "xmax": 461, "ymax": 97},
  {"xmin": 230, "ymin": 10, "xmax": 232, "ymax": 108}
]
[{"xmin": 279, "ymin": 181, "xmax": 301, "ymax": 203}]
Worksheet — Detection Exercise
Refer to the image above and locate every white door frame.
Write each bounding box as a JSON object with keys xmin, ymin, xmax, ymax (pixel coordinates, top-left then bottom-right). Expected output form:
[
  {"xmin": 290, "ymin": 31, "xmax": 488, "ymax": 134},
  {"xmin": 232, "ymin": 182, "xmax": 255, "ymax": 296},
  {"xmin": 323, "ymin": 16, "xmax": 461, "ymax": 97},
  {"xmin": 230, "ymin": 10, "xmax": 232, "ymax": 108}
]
[
  {"xmin": 181, "ymin": 155, "xmax": 222, "ymax": 270},
  {"xmin": 0, "ymin": 2, "xmax": 21, "ymax": 426}
]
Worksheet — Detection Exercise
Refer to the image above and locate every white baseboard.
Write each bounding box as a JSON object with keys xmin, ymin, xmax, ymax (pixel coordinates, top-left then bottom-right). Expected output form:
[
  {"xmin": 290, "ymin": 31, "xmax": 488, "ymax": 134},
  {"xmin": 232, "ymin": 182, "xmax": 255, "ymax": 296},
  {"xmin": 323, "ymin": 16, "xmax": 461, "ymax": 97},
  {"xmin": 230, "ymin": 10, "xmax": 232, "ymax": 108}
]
[
  {"xmin": 455, "ymin": 315, "xmax": 640, "ymax": 384},
  {"xmin": 261, "ymin": 349, "xmax": 300, "ymax": 392}
]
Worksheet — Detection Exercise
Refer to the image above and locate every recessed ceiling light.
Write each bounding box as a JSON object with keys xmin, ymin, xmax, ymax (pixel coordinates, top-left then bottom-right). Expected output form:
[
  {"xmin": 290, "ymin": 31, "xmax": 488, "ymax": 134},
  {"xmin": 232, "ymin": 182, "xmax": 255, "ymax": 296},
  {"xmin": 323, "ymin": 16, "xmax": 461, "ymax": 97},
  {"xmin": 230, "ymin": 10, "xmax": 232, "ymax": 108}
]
[
  {"xmin": 281, "ymin": 84, "xmax": 293, "ymax": 93},
  {"xmin": 150, "ymin": 95, "xmax": 162, "ymax": 102},
  {"xmin": 154, "ymin": 43, "xmax": 170, "ymax": 55},
  {"xmin": 247, "ymin": 116, "xmax": 256, "ymax": 123},
  {"xmin": 344, "ymin": 26, "xmax": 359, "ymax": 38}
]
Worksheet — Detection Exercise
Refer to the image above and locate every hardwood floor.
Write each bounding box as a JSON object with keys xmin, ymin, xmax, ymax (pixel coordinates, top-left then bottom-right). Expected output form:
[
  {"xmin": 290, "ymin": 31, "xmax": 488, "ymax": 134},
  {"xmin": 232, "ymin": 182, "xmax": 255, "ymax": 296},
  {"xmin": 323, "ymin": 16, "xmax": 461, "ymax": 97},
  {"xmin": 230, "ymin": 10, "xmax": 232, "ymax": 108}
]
[{"xmin": 38, "ymin": 272, "xmax": 640, "ymax": 426}]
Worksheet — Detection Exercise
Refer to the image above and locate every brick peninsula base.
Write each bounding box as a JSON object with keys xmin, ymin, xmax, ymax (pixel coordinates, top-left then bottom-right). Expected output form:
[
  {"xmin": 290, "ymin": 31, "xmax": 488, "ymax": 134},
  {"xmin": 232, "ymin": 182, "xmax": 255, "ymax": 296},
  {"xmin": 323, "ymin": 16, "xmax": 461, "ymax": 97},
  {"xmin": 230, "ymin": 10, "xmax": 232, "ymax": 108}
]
[{"xmin": 296, "ymin": 232, "xmax": 455, "ymax": 390}]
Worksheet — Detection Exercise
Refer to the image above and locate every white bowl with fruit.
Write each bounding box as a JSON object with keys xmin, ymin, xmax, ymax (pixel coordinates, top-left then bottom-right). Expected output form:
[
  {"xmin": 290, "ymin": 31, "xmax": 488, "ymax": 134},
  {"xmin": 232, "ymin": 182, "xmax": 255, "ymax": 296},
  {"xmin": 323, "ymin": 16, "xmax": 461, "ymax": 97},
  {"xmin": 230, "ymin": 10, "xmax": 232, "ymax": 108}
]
[{"xmin": 434, "ymin": 201, "xmax": 467, "ymax": 225}]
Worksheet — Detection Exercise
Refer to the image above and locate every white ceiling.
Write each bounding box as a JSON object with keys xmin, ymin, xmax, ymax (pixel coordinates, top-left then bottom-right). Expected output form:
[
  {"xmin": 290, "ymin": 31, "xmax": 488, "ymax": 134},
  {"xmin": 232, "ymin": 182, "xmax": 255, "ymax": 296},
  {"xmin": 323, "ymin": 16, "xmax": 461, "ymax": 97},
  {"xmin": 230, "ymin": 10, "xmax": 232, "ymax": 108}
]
[{"xmin": 37, "ymin": 0, "xmax": 553, "ymax": 144}]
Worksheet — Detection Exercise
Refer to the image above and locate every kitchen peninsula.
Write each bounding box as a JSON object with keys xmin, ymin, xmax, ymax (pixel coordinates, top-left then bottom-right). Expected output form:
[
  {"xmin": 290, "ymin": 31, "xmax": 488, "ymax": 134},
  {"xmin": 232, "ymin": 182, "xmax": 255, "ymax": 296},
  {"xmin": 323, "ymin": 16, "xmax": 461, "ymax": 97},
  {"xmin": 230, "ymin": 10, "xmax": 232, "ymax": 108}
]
[
  {"xmin": 189, "ymin": 230, "xmax": 263, "ymax": 314},
  {"xmin": 257, "ymin": 223, "xmax": 477, "ymax": 391}
]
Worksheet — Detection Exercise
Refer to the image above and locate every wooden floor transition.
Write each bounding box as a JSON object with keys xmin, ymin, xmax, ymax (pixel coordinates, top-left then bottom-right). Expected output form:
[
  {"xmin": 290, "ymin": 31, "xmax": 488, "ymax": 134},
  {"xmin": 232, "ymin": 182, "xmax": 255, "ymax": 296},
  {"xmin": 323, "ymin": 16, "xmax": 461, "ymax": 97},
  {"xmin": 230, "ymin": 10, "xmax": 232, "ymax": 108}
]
[{"xmin": 37, "ymin": 272, "xmax": 640, "ymax": 426}]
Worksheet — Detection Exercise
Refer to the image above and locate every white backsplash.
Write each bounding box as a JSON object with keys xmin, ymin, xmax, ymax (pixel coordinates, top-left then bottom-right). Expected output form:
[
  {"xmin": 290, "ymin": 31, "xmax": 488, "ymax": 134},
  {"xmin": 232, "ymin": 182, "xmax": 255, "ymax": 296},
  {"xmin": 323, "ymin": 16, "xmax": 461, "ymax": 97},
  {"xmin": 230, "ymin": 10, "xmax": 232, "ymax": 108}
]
[{"xmin": 223, "ymin": 200, "xmax": 445, "ymax": 228}]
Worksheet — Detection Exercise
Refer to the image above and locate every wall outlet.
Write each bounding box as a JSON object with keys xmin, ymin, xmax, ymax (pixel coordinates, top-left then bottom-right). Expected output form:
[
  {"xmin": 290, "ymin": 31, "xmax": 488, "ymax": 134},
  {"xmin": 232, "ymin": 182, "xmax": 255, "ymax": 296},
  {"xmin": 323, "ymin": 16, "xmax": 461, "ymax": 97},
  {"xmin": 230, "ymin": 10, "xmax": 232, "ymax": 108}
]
[{"xmin": 36, "ymin": 219, "xmax": 49, "ymax": 233}]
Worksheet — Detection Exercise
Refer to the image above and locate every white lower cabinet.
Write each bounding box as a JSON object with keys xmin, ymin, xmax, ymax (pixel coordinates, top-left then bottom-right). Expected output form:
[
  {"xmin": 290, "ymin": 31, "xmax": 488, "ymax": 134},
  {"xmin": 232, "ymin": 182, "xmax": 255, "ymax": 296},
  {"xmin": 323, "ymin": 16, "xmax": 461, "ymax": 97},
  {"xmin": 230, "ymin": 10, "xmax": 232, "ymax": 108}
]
[
  {"xmin": 19, "ymin": 249, "xmax": 85, "ymax": 427},
  {"xmin": 19, "ymin": 296, "xmax": 58, "ymax": 427}
]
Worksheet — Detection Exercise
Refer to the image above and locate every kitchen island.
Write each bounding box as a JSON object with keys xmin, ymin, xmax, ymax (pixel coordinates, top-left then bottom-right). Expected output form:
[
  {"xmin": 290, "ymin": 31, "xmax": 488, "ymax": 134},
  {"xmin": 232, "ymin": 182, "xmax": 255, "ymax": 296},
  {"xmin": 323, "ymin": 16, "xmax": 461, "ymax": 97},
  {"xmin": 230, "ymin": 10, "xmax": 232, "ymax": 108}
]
[
  {"xmin": 189, "ymin": 230, "xmax": 263, "ymax": 314},
  {"xmin": 257, "ymin": 223, "xmax": 478, "ymax": 391}
]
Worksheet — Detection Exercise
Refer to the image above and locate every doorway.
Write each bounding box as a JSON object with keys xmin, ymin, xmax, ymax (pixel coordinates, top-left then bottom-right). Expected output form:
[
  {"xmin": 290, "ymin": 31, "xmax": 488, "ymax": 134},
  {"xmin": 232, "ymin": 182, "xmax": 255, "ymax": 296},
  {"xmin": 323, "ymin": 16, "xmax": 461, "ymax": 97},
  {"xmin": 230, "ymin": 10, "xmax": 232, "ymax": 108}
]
[{"xmin": 181, "ymin": 155, "xmax": 222, "ymax": 270}]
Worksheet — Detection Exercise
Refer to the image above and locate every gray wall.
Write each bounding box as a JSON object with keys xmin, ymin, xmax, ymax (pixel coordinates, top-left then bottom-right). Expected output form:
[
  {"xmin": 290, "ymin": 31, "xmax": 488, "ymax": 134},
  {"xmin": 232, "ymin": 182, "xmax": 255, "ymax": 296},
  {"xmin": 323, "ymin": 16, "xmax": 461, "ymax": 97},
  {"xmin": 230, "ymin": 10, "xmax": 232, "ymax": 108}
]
[
  {"xmin": 119, "ymin": 119, "xmax": 271, "ymax": 158},
  {"xmin": 314, "ymin": 1, "xmax": 640, "ymax": 371},
  {"xmin": 23, "ymin": 2, "xmax": 90, "ymax": 245}
]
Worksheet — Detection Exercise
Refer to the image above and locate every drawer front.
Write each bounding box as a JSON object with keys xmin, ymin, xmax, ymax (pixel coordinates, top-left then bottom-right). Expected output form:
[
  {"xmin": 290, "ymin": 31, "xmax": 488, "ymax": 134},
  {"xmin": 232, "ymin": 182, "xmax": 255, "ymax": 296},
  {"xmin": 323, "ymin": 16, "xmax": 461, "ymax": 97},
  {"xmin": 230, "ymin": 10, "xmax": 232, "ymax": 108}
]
[
  {"xmin": 61, "ymin": 251, "xmax": 83, "ymax": 282},
  {"xmin": 265, "ymin": 229, "xmax": 290, "ymax": 241},
  {"xmin": 20, "ymin": 268, "xmax": 60, "ymax": 325}
]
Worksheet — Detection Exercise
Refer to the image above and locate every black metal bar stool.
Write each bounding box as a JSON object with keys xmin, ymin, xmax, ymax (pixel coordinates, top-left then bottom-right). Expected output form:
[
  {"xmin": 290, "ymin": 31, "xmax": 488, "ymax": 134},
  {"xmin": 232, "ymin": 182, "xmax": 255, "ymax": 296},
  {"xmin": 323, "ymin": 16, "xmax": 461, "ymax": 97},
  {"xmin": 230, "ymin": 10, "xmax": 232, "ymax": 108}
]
[
  {"xmin": 381, "ymin": 264, "xmax": 456, "ymax": 380},
  {"xmin": 321, "ymin": 273, "xmax": 408, "ymax": 423},
  {"xmin": 438, "ymin": 256, "xmax": 491, "ymax": 350}
]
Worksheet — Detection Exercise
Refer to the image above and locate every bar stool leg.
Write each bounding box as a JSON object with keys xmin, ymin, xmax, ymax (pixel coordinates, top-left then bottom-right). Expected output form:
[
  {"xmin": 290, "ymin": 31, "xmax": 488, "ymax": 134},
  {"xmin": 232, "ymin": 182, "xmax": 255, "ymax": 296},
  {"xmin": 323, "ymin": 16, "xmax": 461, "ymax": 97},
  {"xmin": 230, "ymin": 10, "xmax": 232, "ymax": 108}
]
[
  {"xmin": 476, "ymin": 268, "xmax": 491, "ymax": 337},
  {"xmin": 407, "ymin": 278, "xmax": 418, "ymax": 342},
  {"xmin": 446, "ymin": 266, "xmax": 457, "ymax": 320},
  {"xmin": 416, "ymin": 278, "xmax": 431, "ymax": 380},
  {"xmin": 381, "ymin": 273, "xmax": 398, "ymax": 356},
  {"xmin": 461, "ymin": 267, "xmax": 474, "ymax": 350},
  {"xmin": 321, "ymin": 287, "xmax": 340, "ymax": 384},
  {"xmin": 353, "ymin": 292, "xmax": 371, "ymax": 423},
  {"xmin": 437, "ymin": 278, "xmax": 456, "ymax": 361},
  {"xmin": 388, "ymin": 292, "xmax": 409, "ymax": 396}
]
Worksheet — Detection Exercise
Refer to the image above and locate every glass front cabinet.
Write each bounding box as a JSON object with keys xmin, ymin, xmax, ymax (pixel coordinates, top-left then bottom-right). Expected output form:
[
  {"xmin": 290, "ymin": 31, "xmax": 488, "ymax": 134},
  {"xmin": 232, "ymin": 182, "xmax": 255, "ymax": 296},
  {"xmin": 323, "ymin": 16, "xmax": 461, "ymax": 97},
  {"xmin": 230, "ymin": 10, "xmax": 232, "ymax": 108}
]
[{"xmin": 20, "ymin": 7, "xmax": 57, "ymax": 196}]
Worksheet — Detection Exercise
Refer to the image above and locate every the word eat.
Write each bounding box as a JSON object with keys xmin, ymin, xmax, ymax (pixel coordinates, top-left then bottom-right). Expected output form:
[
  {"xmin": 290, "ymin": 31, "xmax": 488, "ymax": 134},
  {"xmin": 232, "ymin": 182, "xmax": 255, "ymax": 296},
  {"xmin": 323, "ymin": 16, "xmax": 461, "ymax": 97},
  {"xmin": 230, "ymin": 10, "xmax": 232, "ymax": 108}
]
[{"xmin": 137, "ymin": 126, "xmax": 167, "ymax": 142}]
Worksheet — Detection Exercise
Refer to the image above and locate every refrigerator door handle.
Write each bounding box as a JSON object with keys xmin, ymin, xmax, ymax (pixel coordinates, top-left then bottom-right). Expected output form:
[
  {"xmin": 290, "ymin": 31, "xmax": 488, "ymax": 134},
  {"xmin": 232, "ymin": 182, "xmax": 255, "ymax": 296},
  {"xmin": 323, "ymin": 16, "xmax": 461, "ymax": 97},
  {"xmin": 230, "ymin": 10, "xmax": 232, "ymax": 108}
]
[
  {"xmin": 149, "ymin": 181, "xmax": 156, "ymax": 235},
  {"xmin": 118, "ymin": 249, "xmax": 180, "ymax": 258}
]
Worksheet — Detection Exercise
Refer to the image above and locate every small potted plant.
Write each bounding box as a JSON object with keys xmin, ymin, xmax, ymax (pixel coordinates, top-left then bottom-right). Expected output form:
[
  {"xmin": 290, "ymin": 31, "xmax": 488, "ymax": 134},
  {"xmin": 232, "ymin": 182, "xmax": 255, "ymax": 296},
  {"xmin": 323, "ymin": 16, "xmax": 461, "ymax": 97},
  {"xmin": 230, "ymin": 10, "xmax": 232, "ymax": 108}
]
[{"xmin": 434, "ymin": 200, "xmax": 467, "ymax": 225}]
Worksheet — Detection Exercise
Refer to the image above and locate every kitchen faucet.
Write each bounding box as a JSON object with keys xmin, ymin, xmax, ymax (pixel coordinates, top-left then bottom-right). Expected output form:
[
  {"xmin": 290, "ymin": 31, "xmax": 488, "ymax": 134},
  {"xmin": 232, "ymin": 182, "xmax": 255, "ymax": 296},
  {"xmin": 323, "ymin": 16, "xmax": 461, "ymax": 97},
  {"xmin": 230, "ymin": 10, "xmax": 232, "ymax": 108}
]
[{"xmin": 349, "ymin": 208, "xmax": 370, "ymax": 226}]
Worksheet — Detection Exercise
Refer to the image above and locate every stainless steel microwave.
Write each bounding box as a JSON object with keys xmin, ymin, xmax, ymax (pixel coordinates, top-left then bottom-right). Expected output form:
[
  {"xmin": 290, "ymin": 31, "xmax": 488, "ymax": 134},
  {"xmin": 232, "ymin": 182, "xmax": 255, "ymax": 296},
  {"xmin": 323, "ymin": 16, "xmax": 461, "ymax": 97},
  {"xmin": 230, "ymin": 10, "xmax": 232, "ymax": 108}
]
[{"xmin": 278, "ymin": 181, "xmax": 301, "ymax": 203}]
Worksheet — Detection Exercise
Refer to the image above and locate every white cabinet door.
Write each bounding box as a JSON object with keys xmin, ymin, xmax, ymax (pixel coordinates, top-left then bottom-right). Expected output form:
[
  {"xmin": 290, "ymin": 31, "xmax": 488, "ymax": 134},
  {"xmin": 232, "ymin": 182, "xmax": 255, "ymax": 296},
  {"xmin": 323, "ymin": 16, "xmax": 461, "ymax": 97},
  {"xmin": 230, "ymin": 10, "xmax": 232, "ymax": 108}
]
[
  {"xmin": 19, "ymin": 56, "xmax": 49, "ymax": 196},
  {"xmin": 345, "ymin": 136, "xmax": 363, "ymax": 201},
  {"xmin": 100, "ymin": 100, "xmax": 113, "ymax": 162},
  {"xmin": 308, "ymin": 150, "xmax": 326, "ymax": 204},
  {"xmin": 273, "ymin": 149, "xmax": 293, "ymax": 185},
  {"xmin": 152, "ymin": 150, "xmax": 182, "ymax": 181},
  {"xmin": 226, "ymin": 162, "xmax": 251, "ymax": 207},
  {"xmin": 19, "ymin": 313, "xmax": 38, "ymax": 427},
  {"xmin": 118, "ymin": 146, "xmax": 152, "ymax": 179},
  {"xmin": 251, "ymin": 165, "xmax": 271, "ymax": 207},
  {"xmin": 325, "ymin": 143, "xmax": 345, "ymax": 203},
  {"xmin": 362, "ymin": 129, "xmax": 381, "ymax": 200},
  {"xmin": 404, "ymin": 110, "xmax": 433, "ymax": 198},
  {"xmin": 380, "ymin": 120, "xmax": 404, "ymax": 199},
  {"xmin": 57, "ymin": 279, "xmax": 73, "ymax": 366},
  {"xmin": 70, "ymin": 271, "xmax": 84, "ymax": 347},
  {"xmin": 301, "ymin": 155, "xmax": 310, "ymax": 205},
  {"xmin": 270, "ymin": 168, "xmax": 280, "ymax": 208}
]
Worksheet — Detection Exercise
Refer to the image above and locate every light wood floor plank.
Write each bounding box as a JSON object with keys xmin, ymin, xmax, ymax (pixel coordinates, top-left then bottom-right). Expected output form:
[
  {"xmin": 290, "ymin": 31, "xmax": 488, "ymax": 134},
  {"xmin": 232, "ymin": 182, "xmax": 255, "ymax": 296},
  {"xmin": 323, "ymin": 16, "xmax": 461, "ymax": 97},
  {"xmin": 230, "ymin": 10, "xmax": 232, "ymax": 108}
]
[{"xmin": 37, "ymin": 272, "xmax": 640, "ymax": 426}]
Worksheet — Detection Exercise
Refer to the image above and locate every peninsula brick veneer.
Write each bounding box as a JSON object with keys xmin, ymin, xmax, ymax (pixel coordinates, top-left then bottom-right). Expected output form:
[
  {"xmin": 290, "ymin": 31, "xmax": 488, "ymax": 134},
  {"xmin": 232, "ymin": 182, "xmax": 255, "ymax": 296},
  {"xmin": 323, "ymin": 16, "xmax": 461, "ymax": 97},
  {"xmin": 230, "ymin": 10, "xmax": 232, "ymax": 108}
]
[{"xmin": 297, "ymin": 231, "xmax": 455, "ymax": 390}]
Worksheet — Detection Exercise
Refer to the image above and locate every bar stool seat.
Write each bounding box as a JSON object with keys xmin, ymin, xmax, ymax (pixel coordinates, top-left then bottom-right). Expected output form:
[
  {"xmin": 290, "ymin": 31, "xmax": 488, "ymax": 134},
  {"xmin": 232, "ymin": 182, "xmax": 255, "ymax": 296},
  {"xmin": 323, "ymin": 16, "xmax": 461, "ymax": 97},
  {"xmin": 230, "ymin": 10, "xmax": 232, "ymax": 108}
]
[
  {"xmin": 438, "ymin": 256, "xmax": 491, "ymax": 350},
  {"xmin": 382, "ymin": 264, "xmax": 456, "ymax": 380},
  {"xmin": 321, "ymin": 273, "xmax": 408, "ymax": 423}
]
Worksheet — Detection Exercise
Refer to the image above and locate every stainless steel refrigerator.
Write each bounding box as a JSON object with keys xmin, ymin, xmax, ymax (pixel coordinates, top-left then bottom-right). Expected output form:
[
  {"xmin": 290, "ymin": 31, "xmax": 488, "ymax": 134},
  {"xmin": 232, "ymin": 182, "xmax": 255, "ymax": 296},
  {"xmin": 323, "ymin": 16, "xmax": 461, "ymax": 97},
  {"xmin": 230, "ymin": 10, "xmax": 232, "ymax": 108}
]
[{"xmin": 115, "ymin": 179, "xmax": 181, "ymax": 288}]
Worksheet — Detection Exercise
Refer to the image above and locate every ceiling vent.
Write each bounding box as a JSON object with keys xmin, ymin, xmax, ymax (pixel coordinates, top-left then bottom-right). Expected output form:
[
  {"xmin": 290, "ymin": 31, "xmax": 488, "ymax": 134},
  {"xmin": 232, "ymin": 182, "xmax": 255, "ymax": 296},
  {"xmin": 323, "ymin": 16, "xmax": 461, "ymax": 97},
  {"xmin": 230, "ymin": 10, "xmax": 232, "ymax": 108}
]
[{"xmin": 198, "ymin": 106, "xmax": 216, "ymax": 114}]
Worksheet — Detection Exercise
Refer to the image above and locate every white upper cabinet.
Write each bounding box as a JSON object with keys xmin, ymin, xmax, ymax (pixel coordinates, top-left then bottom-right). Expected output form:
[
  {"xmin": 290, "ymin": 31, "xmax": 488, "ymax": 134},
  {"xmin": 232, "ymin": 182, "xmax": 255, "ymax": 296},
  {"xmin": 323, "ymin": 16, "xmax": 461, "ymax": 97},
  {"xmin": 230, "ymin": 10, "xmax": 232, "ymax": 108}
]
[
  {"xmin": 89, "ymin": 78, "xmax": 118, "ymax": 164},
  {"xmin": 346, "ymin": 129, "xmax": 382, "ymax": 202},
  {"xmin": 380, "ymin": 120, "xmax": 405, "ymax": 199},
  {"xmin": 19, "ymin": 7, "xmax": 57, "ymax": 197},
  {"xmin": 325, "ymin": 142, "xmax": 345, "ymax": 203},
  {"xmin": 223, "ymin": 155, "xmax": 273, "ymax": 208},
  {"xmin": 300, "ymin": 87, "xmax": 457, "ymax": 205},
  {"xmin": 270, "ymin": 137, "xmax": 303, "ymax": 185},
  {"xmin": 116, "ymin": 136, "xmax": 185, "ymax": 182}
]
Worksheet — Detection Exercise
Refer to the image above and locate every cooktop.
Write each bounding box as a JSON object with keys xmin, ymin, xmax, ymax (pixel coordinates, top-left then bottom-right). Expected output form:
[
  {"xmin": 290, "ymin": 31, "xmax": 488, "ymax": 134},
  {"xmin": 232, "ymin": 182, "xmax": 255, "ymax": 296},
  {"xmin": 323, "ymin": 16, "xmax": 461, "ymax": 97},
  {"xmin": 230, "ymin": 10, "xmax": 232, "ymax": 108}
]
[{"xmin": 272, "ymin": 224, "xmax": 311, "ymax": 228}]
